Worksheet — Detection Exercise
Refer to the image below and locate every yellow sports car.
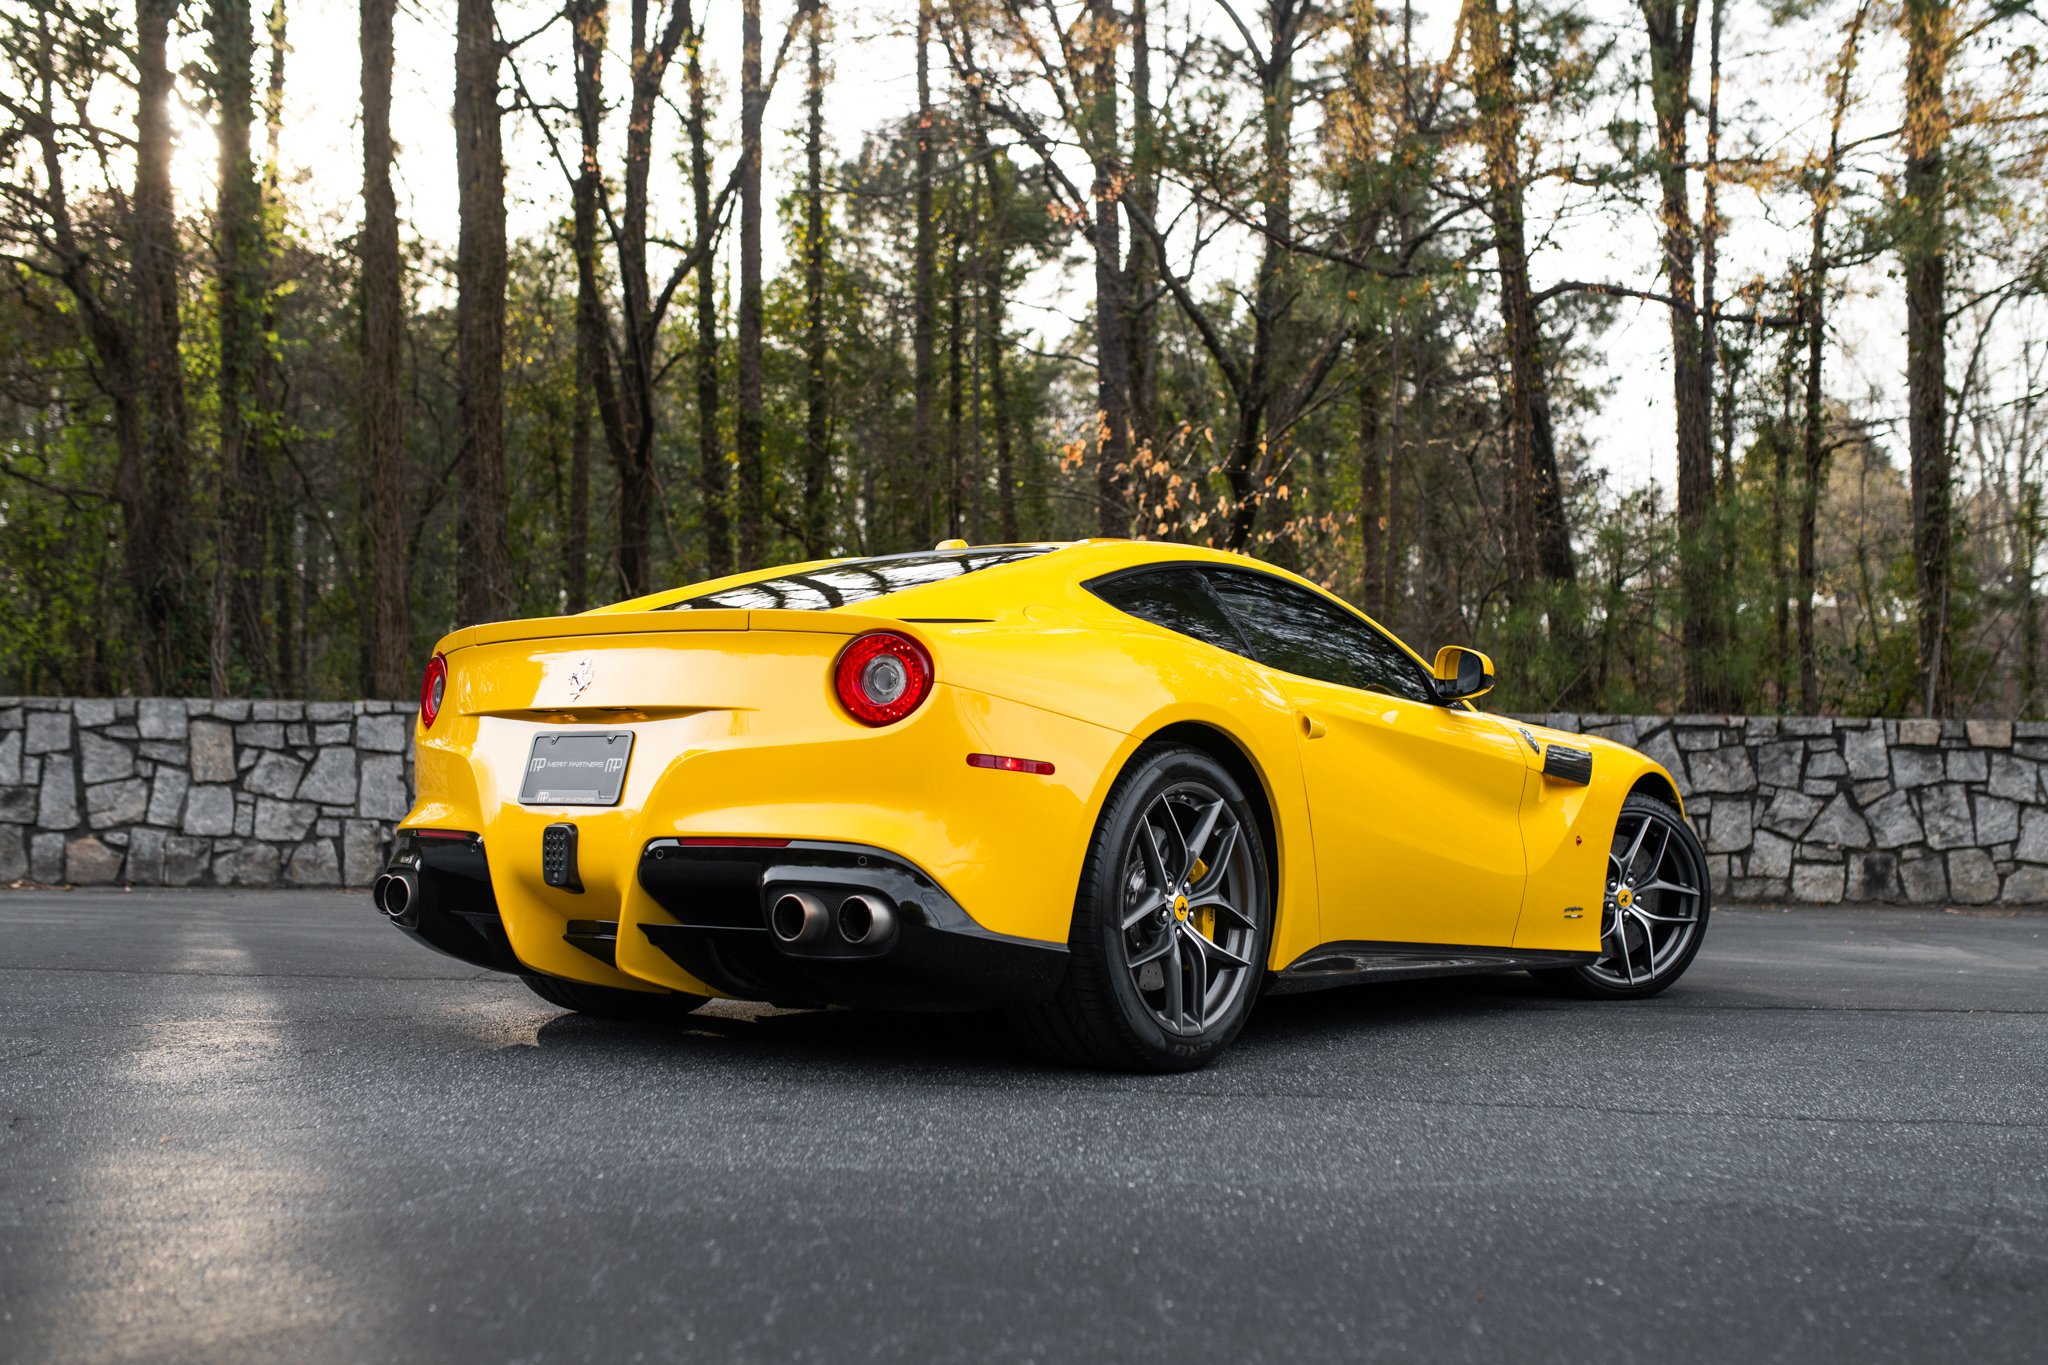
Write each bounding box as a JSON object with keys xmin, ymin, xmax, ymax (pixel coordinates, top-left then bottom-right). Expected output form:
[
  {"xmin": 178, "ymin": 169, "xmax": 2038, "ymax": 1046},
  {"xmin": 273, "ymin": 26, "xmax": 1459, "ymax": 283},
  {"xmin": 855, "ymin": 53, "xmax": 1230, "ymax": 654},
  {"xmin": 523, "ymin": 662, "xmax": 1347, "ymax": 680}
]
[{"xmin": 374, "ymin": 540, "xmax": 1707, "ymax": 1071}]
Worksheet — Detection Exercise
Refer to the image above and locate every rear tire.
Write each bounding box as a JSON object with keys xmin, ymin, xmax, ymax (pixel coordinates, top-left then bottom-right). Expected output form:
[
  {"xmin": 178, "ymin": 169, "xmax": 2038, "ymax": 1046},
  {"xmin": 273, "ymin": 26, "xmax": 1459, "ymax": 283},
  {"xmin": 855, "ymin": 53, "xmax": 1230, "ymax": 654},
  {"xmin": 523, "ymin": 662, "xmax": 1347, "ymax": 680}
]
[
  {"xmin": 1011, "ymin": 744, "xmax": 1272, "ymax": 1073},
  {"xmin": 521, "ymin": 973, "xmax": 710, "ymax": 1022},
  {"xmin": 1533, "ymin": 792, "xmax": 1710, "ymax": 1000}
]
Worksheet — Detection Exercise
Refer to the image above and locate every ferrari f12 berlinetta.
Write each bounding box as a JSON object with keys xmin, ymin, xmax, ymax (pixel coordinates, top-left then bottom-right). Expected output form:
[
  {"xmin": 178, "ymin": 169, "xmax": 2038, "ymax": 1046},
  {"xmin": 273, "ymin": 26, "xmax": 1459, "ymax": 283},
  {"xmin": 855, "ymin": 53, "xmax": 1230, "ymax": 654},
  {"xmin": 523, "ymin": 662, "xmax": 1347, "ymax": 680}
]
[{"xmin": 375, "ymin": 540, "xmax": 1707, "ymax": 1071}]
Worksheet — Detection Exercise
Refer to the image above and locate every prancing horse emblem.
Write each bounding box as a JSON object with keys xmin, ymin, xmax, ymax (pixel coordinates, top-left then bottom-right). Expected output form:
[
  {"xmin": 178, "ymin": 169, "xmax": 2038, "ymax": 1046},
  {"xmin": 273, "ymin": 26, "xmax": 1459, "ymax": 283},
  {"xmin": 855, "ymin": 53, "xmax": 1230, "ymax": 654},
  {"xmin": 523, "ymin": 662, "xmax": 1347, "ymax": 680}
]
[{"xmin": 565, "ymin": 655, "xmax": 595, "ymax": 702}]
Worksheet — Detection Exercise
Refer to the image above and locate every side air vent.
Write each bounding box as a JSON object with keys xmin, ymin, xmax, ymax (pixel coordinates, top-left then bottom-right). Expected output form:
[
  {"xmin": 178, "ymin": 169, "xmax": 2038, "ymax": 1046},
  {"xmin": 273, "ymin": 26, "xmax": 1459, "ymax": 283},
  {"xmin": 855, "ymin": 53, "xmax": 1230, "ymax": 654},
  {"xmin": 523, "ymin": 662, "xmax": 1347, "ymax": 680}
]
[{"xmin": 1543, "ymin": 744, "xmax": 1593, "ymax": 786}]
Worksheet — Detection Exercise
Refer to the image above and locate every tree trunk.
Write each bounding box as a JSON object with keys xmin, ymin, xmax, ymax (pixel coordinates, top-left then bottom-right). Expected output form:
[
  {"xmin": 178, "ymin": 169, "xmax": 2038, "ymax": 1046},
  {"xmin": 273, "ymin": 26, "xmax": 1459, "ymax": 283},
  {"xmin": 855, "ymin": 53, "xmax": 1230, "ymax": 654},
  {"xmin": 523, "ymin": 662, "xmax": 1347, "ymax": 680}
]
[
  {"xmin": 912, "ymin": 0, "xmax": 938, "ymax": 546},
  {"xmin": 130, "ymin": 0, "xmax": 197, "ymax": 693},
  {"xmin": 272, "ymin": 490, "xmax": 294, "ymax": 694},
  {"xmin": 2021, "ymin": 478, "xmax": 2041, "ymax": 714},
  {"xmin": 1903, "ymin": 0, "xmax": 1953, "ymax": 715},
  {"xmin": 566, "ymin": 0, "xmax": 606, "ymax": 613},
  {"xmin": 609, "ymin": 0, "xmax": 674, "ymax": 595},
  {"xmin": 946, "ymin": 221, "xmax": 966, "ymax": 538},
  {"xmin": 361, "ymin": 0, "xmax": 412, "ymax": 692},
  {"xmin": 735, "ymin": 0, "xmax": 766, "ymax": 569},
  {"xmin": 1639, "ymin": 0, "xmax": 1726, "ymax": 709},
  {"xmin": 1702, "ymin": 0, "xmax": 1726, "ymax": 498},
  {"xmin": 801, "ymin": 3, "xmax": 831, "ymax": 557},
  {"xmin": 1797, "ymin": 0, "xmax": 1867, "ymax": 712},
  {"xmin": 261, "ymin": 0, "xmax": 290, "ymax": 687},
  {"xmin": 1769, "ymin": 358, "xmax": 1791, "ymax": 706},
  {"xmin": 1467, "ymin": 0, "xmax": 1572, "ymax": 591},
  {"xmin": 1219, "ymin": 2, "xmax": 1301, "ymax": 553},
  {"xmin": 454, "ymin": 0, "xmax": 513, "ymax": 623},
  {"xmin": 615, "ymin": 0, "xmax": 653, "ymax": 596},
  {"xmin": 1125, "ymin": 0, "xmax": 1159, "ymax": 475},
  {"xmin": 1700, "ymin": 0, "xmax": 1741, "ymax": 674},
  {"xmin": 210, "ymin": 0, "xmax": 268, "ymax": 693},
  {"xmin": 975, "ymin": 129, "xmax": 1019, "ymax": 542},
  {"xmin": 1082, "ymin": 0, "xmax": 1133, "ymax": 538},
  {"xmin": 1795, "ymin": 261, "xmax": 1826, "ymax": 713},
  {"xmin": 1525, "ymin": 367, "xmax": 1571, "ymax": 582},
  {"xmin": 688, "ymin": 18, "xmax": 728, "ymax": 579},
  {"xmin": 1382, "ymin": 316, "xmax": 1406, "ymax": 616},
  {"xmin": 1357, "ymin": 359, "xmax": 1385, "ymax": 616}
]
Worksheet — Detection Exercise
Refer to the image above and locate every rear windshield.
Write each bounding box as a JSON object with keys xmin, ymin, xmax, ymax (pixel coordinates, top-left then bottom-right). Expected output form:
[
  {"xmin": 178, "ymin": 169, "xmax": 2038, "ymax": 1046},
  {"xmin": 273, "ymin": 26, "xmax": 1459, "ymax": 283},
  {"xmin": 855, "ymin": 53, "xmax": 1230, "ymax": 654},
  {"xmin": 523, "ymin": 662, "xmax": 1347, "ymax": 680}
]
[{"xmin": 661, "ymin": 547, "xmax": 1051, "ymax": 612}]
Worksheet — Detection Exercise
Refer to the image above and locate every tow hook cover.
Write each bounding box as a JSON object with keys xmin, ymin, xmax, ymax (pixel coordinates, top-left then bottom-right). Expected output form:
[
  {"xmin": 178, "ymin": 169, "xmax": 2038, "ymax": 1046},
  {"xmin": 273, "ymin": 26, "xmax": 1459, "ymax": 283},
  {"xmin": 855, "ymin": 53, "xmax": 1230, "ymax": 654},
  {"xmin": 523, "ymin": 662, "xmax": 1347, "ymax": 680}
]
[{"xmin": 542, "ymin": 822, "xmax": 583, "ymax": 892}]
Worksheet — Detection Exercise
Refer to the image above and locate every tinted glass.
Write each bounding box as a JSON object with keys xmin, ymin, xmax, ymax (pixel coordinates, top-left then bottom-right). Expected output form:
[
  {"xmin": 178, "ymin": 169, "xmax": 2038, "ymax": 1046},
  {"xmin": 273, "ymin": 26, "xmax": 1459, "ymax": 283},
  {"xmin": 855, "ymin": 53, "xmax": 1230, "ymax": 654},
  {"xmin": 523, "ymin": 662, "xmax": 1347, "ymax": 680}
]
[
  {"xmin": 1088, "ymin": 568, "xmax": 1249, "ymax": 655},
  {"xmin": 1203, "ymin": 569, "xmax": 1436, "ymax": 703},
  {"xmin": 663, "ymin": 547, "xmax": 1049, "ymax": 612}
]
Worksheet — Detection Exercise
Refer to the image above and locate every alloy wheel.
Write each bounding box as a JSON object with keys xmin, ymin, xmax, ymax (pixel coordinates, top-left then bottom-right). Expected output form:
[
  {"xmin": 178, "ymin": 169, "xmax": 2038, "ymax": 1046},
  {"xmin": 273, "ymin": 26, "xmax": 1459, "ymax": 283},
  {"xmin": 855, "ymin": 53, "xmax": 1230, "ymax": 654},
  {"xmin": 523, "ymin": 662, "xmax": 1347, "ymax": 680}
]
[
  {"xmin": 1591, "ymin": 804, "xmax": 1706, "ymax": 988},
  {"xmin": 1117, "ymin": 782, "xmax": 1260, "ymax": 1036}
]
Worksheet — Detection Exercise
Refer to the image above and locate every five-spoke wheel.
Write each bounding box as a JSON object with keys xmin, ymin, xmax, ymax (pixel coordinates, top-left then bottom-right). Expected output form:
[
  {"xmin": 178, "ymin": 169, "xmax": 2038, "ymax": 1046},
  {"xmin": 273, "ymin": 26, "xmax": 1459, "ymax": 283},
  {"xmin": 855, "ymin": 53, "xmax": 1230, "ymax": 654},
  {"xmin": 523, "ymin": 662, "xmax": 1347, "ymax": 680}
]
[
  {"xmin": 1536, "ymin": 791, "xmax": 1710, "ymax": 999},
  {"xmin": 1012, "ymin": 743, "xmax": 1271, "ymax": 1072},
  {"xmin": 1119, "ymin": 783, "xmax": 1260, "ymax": 1036}
]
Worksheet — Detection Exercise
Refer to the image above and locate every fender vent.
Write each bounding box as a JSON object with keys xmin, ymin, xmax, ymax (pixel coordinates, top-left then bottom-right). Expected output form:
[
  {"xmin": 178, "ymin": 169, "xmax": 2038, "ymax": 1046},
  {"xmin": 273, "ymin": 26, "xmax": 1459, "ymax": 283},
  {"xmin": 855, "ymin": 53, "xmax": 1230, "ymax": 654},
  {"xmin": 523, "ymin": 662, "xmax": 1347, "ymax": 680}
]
[{"xmin": 1543, "ymin": 744, "xmax": 1593, "ymax": 786}]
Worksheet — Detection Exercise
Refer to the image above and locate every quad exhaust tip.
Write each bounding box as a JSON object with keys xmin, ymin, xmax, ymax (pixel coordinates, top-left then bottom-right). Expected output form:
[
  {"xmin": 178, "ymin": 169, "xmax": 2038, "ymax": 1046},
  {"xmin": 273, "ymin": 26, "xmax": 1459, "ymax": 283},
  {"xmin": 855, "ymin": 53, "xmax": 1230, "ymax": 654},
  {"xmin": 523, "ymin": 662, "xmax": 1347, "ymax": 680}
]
[
  {"xmin": 836, "ymin": 893, "xmax": 895, "ymax": 947},
  {"xmin": 769, "ymin": 889, "xmax": 898, "ymax": 949},
  {"xmin": 373, "ymin": 868, "xmax": 419, "ymax": 921},
  {"xmin": 770, "ymin": 891, "xmax": 831, "ymax": 945}
]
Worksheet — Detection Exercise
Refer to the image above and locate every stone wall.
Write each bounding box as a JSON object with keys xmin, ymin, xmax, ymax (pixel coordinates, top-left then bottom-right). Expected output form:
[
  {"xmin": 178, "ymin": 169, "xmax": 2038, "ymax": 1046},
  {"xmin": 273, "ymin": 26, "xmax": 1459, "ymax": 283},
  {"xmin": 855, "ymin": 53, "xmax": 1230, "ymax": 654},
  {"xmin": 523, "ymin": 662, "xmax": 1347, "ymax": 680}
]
[
  {"xmin": 0, "ymin": 699, "xmax": 415, "ymax": 888},
  {"xmin": 4, "ymin": 697, "xmax": 2045, "ymax": 903},
  {"xmin": 1523, "ymin": 714, "xmax": 2048, "ymax": 905}
]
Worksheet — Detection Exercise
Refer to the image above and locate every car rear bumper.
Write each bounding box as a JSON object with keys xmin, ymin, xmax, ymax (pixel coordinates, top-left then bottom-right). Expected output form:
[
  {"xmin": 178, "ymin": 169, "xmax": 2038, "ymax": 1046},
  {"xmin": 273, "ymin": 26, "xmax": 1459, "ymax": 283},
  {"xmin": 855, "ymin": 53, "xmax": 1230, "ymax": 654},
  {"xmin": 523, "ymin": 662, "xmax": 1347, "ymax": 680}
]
[
  {"xmin": 373, "ymin": 831, "xmax": 1068, "ymax": 1012},
  {"xmin": 410, "ymin": 682, "xmax": 1127, "ymax": 955},
  {"xmin": 373, "ymin": 829, "xmax": 523, "ymax": 974}
]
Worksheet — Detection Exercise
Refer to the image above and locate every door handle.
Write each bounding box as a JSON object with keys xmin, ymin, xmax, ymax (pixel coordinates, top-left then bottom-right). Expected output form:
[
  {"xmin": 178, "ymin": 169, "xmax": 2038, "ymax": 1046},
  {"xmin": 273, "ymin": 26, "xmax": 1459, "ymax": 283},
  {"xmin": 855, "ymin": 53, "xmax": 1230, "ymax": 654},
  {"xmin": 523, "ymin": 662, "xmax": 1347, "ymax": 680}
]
[{"xmin": 1299, "ymin": 713, "xmax": 1328, "ymax": 740}]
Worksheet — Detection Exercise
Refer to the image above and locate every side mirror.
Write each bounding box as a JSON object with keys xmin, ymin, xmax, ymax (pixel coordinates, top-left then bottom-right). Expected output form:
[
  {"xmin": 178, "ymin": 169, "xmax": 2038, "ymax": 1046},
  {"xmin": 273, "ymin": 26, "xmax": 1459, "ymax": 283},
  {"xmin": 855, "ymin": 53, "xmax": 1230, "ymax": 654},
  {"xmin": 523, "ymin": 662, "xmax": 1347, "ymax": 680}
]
[{"xmin": 1432, "ymin": 645, "xmax": 1495, "ymax": 702}]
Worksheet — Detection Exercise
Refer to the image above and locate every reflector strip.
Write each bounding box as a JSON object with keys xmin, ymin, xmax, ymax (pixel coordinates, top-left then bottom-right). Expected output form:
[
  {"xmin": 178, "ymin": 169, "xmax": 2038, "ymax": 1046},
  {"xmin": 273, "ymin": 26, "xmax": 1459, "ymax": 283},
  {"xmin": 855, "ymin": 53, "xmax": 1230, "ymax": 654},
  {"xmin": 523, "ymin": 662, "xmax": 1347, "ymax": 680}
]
[
  {"xmin": 672, "ymin": 837, "xmax": 793, "ymax": 848},
  {"xmin": 414, "ymin": 828, "xmax": 476, "ymax": 841},
  {"xmin": 966, "ymin": 753, "xmax": 1056, "ymax": 776}
]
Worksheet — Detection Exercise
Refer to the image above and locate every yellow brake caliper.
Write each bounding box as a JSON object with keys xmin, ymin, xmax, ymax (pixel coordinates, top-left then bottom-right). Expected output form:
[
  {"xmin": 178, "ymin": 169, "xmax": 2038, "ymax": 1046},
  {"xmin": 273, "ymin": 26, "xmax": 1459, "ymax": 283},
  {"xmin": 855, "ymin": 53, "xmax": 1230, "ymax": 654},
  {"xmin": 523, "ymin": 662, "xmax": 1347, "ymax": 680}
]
[{"xmin": 1190, "ymin": 857, "xmax": 1215, "ymax": 939}]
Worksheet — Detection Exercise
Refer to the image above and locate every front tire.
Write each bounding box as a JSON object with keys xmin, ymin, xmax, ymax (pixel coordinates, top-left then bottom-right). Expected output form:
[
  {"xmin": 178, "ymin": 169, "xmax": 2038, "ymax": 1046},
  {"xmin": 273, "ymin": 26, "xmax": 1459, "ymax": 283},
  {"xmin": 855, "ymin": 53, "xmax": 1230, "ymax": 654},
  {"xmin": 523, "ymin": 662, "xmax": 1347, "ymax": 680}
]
[
  {"xmin": 1012, "ymin": 744, "xmax": 1272, "ymax": 1072},
  {"xmin": 1534, "ymin": 791, "xmax": 1710, "ymax": 999},
  {"xmin": 521, "ymin": 973, "xmax": 710, "ymax": 1022}
]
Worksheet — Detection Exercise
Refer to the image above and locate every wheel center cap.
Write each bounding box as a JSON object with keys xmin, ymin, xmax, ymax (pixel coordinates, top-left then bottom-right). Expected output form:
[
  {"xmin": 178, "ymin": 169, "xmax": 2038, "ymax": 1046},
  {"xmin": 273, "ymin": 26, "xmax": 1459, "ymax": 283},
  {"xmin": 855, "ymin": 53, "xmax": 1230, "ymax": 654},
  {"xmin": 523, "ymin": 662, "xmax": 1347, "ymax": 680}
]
[
  {"xmin": 1615, "ymin": 887, "xmax": 1634, "ymax": 909},
  {"xmin": 1173, "ymin": 895, "xmax": 1190, "ymax": 922}
]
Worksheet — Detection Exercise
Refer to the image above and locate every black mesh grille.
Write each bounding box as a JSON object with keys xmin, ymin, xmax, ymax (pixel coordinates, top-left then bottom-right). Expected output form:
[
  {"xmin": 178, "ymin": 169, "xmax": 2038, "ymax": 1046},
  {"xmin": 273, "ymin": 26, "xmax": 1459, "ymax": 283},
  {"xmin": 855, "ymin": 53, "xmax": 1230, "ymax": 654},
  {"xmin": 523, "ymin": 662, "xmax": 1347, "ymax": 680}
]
[{"xmin": 541, "ymin": 823, "xmax": 581, "ymax": 890}]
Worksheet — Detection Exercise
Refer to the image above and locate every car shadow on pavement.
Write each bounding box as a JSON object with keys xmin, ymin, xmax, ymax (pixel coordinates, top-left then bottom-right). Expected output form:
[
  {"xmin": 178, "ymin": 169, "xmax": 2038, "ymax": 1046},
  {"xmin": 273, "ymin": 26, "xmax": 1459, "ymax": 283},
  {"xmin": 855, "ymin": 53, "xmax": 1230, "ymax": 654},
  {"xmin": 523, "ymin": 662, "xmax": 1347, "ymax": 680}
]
[
  {"xmin": 514, "ymin": 971, "xmax": 1574, "ymax": 1075},
  {"xmin": 1243, "ymin": 972, "xmax": 1569, "ymax": 1043},
  {"xmin": 526, "ymin": 1001, "xmax": 1048, "ymax": 1072}
]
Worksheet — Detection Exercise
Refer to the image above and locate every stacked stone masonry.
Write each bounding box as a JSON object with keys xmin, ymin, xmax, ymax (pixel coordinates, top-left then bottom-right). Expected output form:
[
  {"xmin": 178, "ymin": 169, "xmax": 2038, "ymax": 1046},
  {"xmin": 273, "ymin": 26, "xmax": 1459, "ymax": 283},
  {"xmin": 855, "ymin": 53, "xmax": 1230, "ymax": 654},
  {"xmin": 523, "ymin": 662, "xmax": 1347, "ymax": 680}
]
[
  {"xmin": 1522, "ymin": 714, "xmax": 2048, "ymax": 905},
  {"xmin": 1, "ymin": 698, "xmax": 2041, "ymax": 902},
  {"xmin": 0, "ymin": 699, "xmax": 415, "ymax": 889}
]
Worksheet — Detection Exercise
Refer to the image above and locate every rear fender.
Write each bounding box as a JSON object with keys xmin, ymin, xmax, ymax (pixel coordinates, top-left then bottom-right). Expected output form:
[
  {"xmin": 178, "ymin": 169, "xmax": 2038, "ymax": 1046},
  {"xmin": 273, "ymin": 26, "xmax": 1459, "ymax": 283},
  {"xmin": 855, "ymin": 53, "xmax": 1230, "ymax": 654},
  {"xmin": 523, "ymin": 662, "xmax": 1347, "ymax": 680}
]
[
  {"xmin": 932, "ymin": 610, "xmax": 1320, "ymax": 973},
  {"xmin": 1080, "ymin": 696, "xmax": 1319, "ymax": 977}
]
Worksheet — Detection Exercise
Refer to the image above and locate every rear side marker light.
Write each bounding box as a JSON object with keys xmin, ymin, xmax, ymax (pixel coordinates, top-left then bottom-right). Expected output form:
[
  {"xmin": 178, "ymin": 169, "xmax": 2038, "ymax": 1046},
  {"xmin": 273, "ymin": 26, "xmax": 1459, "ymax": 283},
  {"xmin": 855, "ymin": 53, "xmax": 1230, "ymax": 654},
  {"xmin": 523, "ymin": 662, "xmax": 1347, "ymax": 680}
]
[
  {"xmin": 967, "ymin": 753, "xmax": 1056, "ymax": 776},
  {"xmin": 834, "ymin": 631, "xmax": 934, "ymax": 726}
]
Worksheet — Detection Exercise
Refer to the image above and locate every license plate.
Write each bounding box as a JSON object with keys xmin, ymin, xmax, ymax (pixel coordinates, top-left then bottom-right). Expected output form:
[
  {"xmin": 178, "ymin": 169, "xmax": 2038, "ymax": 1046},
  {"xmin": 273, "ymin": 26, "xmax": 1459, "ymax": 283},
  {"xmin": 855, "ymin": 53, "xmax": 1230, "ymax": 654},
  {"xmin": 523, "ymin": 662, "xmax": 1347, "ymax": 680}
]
[{"xmin": 519, "ymin": 731, "xmax": 634, "ymax": 806}]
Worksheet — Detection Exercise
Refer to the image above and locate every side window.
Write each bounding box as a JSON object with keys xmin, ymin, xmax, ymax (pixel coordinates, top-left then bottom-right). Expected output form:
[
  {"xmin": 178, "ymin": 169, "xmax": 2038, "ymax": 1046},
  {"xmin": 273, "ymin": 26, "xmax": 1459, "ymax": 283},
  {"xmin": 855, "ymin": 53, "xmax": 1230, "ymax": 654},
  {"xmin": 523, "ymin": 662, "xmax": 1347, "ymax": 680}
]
[
  {"xmin": 1202, "ymin": 569, "xmax": 1436, "ymax": 704},
  {"xmin": 1088, "ymin": 568, "xmax": 1251, "ymax": 656}
]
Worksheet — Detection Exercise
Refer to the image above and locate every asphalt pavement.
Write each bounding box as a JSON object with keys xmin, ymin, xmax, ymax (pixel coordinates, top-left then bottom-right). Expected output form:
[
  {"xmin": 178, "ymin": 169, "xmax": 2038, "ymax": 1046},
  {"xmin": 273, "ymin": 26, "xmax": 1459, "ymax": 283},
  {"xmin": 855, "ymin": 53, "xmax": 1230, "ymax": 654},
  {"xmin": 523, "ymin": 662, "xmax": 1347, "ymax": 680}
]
[{"xmin": 1, "ymin": 890, "xmax": 2043, "ymax": 1364}]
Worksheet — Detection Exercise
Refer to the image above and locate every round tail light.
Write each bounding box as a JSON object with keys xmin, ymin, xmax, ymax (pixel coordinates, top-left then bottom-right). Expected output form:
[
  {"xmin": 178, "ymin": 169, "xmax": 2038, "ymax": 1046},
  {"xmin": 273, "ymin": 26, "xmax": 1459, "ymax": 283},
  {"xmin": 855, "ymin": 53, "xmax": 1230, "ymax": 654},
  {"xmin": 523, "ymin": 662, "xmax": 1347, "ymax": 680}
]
[
  {"xmin": 834, "ymin": 631, "xmax": 933, "ymax": 726},
  {"xmin": 419, "ymin": 653, "xmax": 449, "ymax": 729}
]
